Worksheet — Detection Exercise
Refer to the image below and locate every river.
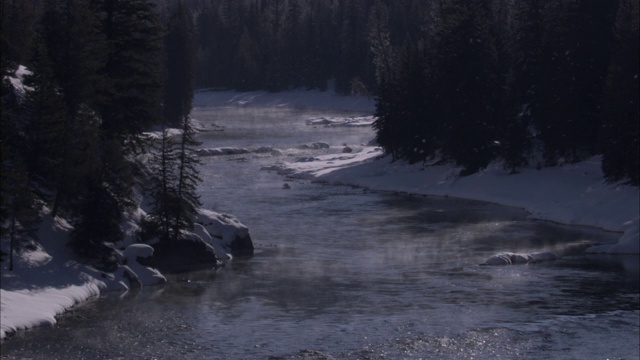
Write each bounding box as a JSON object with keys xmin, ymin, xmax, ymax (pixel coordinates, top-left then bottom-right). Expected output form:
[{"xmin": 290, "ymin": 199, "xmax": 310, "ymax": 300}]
[{"xmin": 1, "ymin": 106, "xmax": 638, "ymax": 360}]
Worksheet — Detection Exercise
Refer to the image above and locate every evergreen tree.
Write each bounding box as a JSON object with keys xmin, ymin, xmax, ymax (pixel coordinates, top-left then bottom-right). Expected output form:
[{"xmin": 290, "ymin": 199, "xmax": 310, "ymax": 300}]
[
  {"xmin": 172, "ymin": 116, "xmax": 203, "ymax": 241},
  {"xmin": 369, "ymin": 0, "xmax": 401, "ymax": 159},
  {"xmin": 0, "ymin": 154, "xmax": 40, "ymax": 271},
  {"xmin": 22, "ymin": 37, "xmax": 68, "ymax": 200},
  {"xmin": 71, "ymin": 137, "xmax": 134, "ymax": 265},
  {"xmin": 601, "ymin": 0, "xmax": 639, "ymax": 184},
  {"xmin": 163, "ymin": 0, "xmax": 197, "ymax": 127},
  {"xmin": 233, "ymin": 25, "xmax": 261, "ymax": 90},
  {"xmin": 39, "ymin": 0, "xmax": 105, "ymax": 217},
  {"xmin": 1, "ymin": 68, "xmax": 40, "ymax": 270},
  {"xmin": 262, "ymin": 0, "xmax": 287, "ymax": 91},
  {"xmin": 93, "ymin": 0, "xmax": 164, "ymax": 142},
  {"xmin": 0, "ymin": 0, "xmax": 38, "ymax": 71},
  {"xmin": 431, "ymin": 0, "xmax": 501, "ymax": 175},
  {"xmin": 41, "ymin": 0, "xmax": 104, "ymax": 120},
  {"xmin": 533, "ymin": 0, "xmax": 618, "ymax": 164},
  {"xmin": 148, "ymin": 126, "xmax": 179, "ymax": 241}
]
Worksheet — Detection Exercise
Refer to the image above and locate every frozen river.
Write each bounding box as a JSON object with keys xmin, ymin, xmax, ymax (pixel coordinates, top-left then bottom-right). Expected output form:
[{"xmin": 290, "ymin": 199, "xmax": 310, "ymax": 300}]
[{"xmin": 2, "ymin": 107, "xmax": 638, "ymax": 359}]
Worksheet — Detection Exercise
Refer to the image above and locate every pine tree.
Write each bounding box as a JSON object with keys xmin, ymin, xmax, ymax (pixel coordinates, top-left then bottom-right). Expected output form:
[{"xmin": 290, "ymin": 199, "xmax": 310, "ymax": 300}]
[
  {"xmin": 601, "ymin": 0, "xmax": 639, "ymax": 185},
  {"xmin": 533, "ymin": 0, "xmax": 618, "ymax": 164},
  {"xmin": 39, "ymin": 0, "xmax": 105, "ymax": 217},
  {"xmin": 369, "ymin": 0, "xmax": 402, "ymax": 159},
  {"xmin": 1, "ymin": 153, "xmax": 40, "ymax": 271},
  {"xmin": 148, "ymin": 126, "xmax": 179, "ymax": 242},
  {"xmin": 0, "ymin": 0, "xmax": 37, "ymax": 71},
  {"xmin": 93, "ymin": 0, "xmax": 164, "ymax": 142},
  {"xmin": 163, "ymin": 0, "xmax": 196, "ymax": 127},
  {"xmin": 172, "ymin": 116, "xmax": 202, "ymax": 241},
  {"xmin": 432, "ymin": 0, "xmax": 501, "ymax": 175},
  {"xmin": 22, "ymin": 37, "xmax": 68, "ymax": 199}
]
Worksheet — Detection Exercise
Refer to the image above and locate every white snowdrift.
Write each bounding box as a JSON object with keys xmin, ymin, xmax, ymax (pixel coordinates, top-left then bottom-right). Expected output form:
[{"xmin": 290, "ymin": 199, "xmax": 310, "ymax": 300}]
[
  {"xmin": 276, "ymin": 148, "xmax": 639, "ymax": 254},
  {"xmin": 0, "ymin": 283, "xmax": 102, "ymax": 339},
  {"xmin": 305, "ymin": 115, "xmax": 375, "ymax": 127}
]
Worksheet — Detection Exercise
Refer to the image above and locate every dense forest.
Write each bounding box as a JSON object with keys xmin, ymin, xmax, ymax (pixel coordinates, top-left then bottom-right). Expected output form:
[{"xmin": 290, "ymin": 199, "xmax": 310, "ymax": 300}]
[
  {"xmin": 194, "ymin": 0, "xmax": 636, "ymax": 182},
  {"xmin": 1, "ymin": 0, "xmax": 201, "ymax": 269},
  {"xmin": 1, "ymin": 0, "xmax": 638, "ymax": 268},
  {"xmin": 369, "ymin": 0, "xmax": 639, "ymax": 182}
]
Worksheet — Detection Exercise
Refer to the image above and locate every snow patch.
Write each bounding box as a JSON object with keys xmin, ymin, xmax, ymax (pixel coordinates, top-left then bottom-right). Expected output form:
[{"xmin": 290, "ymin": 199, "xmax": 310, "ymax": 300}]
[{"xmin": 305, "ymin": 115, "xmax": 375, "ymax": 127}]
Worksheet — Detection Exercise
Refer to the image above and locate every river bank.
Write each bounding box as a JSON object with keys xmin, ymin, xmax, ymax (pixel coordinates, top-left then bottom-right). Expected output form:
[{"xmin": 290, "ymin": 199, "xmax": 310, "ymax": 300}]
[
  {"xmin": 274, "ymin": 146, "xmax": 639, "ymax": 254},
  {"xmin": 2, "ymin": 88, "xmax": 638, "ymax": 342}
]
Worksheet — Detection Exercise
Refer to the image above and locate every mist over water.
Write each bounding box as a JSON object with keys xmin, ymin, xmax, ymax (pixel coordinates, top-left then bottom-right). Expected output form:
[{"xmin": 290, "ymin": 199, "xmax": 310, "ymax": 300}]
[{"xmin": 2, "ymin": 107, "xmax": 638, "ymax": 360}]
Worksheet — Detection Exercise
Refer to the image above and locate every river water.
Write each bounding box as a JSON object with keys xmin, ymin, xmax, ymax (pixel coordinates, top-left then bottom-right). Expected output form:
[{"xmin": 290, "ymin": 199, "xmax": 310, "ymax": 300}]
[{"xmin": 2, "ymin": 107, "xmax": 638, "ymax": 360}]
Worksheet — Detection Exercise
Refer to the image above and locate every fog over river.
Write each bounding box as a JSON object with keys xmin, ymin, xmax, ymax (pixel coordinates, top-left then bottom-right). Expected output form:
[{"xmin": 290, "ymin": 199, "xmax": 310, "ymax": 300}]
[{"xmin": 2, "ymin": 107, "xmax": 638, "ymax": 360}]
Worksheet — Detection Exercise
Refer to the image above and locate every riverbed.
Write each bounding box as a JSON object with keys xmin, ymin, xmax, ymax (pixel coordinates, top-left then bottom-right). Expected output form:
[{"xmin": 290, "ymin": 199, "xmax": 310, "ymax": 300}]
[{"xmin": 1, "ymin": 106, "xmax": 638, "ymax": 360}]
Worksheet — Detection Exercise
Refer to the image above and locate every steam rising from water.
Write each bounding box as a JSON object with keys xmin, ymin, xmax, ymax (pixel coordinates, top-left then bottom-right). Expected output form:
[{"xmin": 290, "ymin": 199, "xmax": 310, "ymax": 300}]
[{"xmin": 2, "ymin": 107, "xmax": 636, "ymax": 360}]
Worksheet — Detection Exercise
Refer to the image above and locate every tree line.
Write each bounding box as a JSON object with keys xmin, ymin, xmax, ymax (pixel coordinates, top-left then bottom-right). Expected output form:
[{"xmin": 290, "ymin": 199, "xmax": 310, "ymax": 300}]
[
  {"xmin": 1, "ymin": 0, "xmax": 201, "ymax": 270},
  {"xmin": 192, "ymin": 0, "xmax": 637, "ymax": 183},
  {"xmin": 193, "ymin": 0, "xmax": 431, "ymax": 94},
  {"xmin": 370, "ymin": 0, "xmax": 638, "ymax": 183}
]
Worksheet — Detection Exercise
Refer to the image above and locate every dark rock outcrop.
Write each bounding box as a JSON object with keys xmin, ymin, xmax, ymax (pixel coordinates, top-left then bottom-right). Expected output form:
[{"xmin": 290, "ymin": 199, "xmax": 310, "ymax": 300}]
[
  {"xmin": 137, "ymin": 240, "xmax": 219, "ymax": 274},
  {"xmin": 227, "ymin": 233, "xmax": 254, "ymax": 258}
]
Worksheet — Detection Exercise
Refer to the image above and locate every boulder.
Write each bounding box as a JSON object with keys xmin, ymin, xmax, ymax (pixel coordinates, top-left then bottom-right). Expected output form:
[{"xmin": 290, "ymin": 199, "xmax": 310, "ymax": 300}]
[
  {"xmin": 137, "ymin": 240, "xmax": 219, "ymax": 274},
  {"xmin": 197, "ymin": 209, "xmax": 254, "ymax": 258}
]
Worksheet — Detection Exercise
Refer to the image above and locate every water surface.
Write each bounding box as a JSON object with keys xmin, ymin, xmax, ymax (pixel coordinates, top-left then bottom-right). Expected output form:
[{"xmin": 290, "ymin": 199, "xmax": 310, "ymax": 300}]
[{"xmin": 2, "ymin": 106, "xmax": 638, "ymax": 360}]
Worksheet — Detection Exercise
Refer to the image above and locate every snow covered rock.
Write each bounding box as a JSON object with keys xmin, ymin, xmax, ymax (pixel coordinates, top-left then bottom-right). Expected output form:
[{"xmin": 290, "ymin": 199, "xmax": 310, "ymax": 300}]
[
  {"xmin": 297, "ymin": 142, "xmax": 330, "ymax": 150},
  {"xmin": 197, "ymin": 209, "xmax": 254, "ymax": 258},
  {"xmin": 121, "ymin": 244, "xmax": 166, "ymax": 286},
  {"xmin": 136, "ymin": 239, "xmax": 218, "ymax": 274}
]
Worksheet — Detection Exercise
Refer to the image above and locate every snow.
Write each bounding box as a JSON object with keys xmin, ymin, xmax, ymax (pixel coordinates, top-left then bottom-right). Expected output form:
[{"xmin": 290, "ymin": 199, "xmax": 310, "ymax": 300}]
[
  {"xmin": 305, "ymin": 115, "xmax": 375, "ymax": 127},
  {"xmin": 275, "ymin": 148, "xmax": 639, "ymax": 254},
  {"xmin": 120, "ymin": 244, "xmax": 166, "ymax": 286},
  {"xmin": 6, "ymin": 65, "xmax": 32, "ymax": 96},
  {"xmin": 196, "ymin": 209, "xmax": 250, "ymax": 252},
  {"xmin": 1, "ymin": 211, "xmax": 106, "ymax": 339}
]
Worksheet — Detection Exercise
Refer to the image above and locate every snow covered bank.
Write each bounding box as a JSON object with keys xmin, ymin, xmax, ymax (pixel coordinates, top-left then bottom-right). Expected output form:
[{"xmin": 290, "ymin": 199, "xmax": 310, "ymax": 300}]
[
  {"xmin": 194, "ymin": 88, "xmax": 375, "ymax": 112},
  {"xmin": 306, "ymin": 115, "xmax": 375, "ymax": 127},
  {"xmin": 0, "ymin": 206, "xmax": 252, "ymax": 339},
  {"xmin": 1, "ymin": 212, "xmax": 110, "ymax": 339},
  {"xmin": 275, "ymin": 148, "xmax": 639, "ymax": 254}
]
